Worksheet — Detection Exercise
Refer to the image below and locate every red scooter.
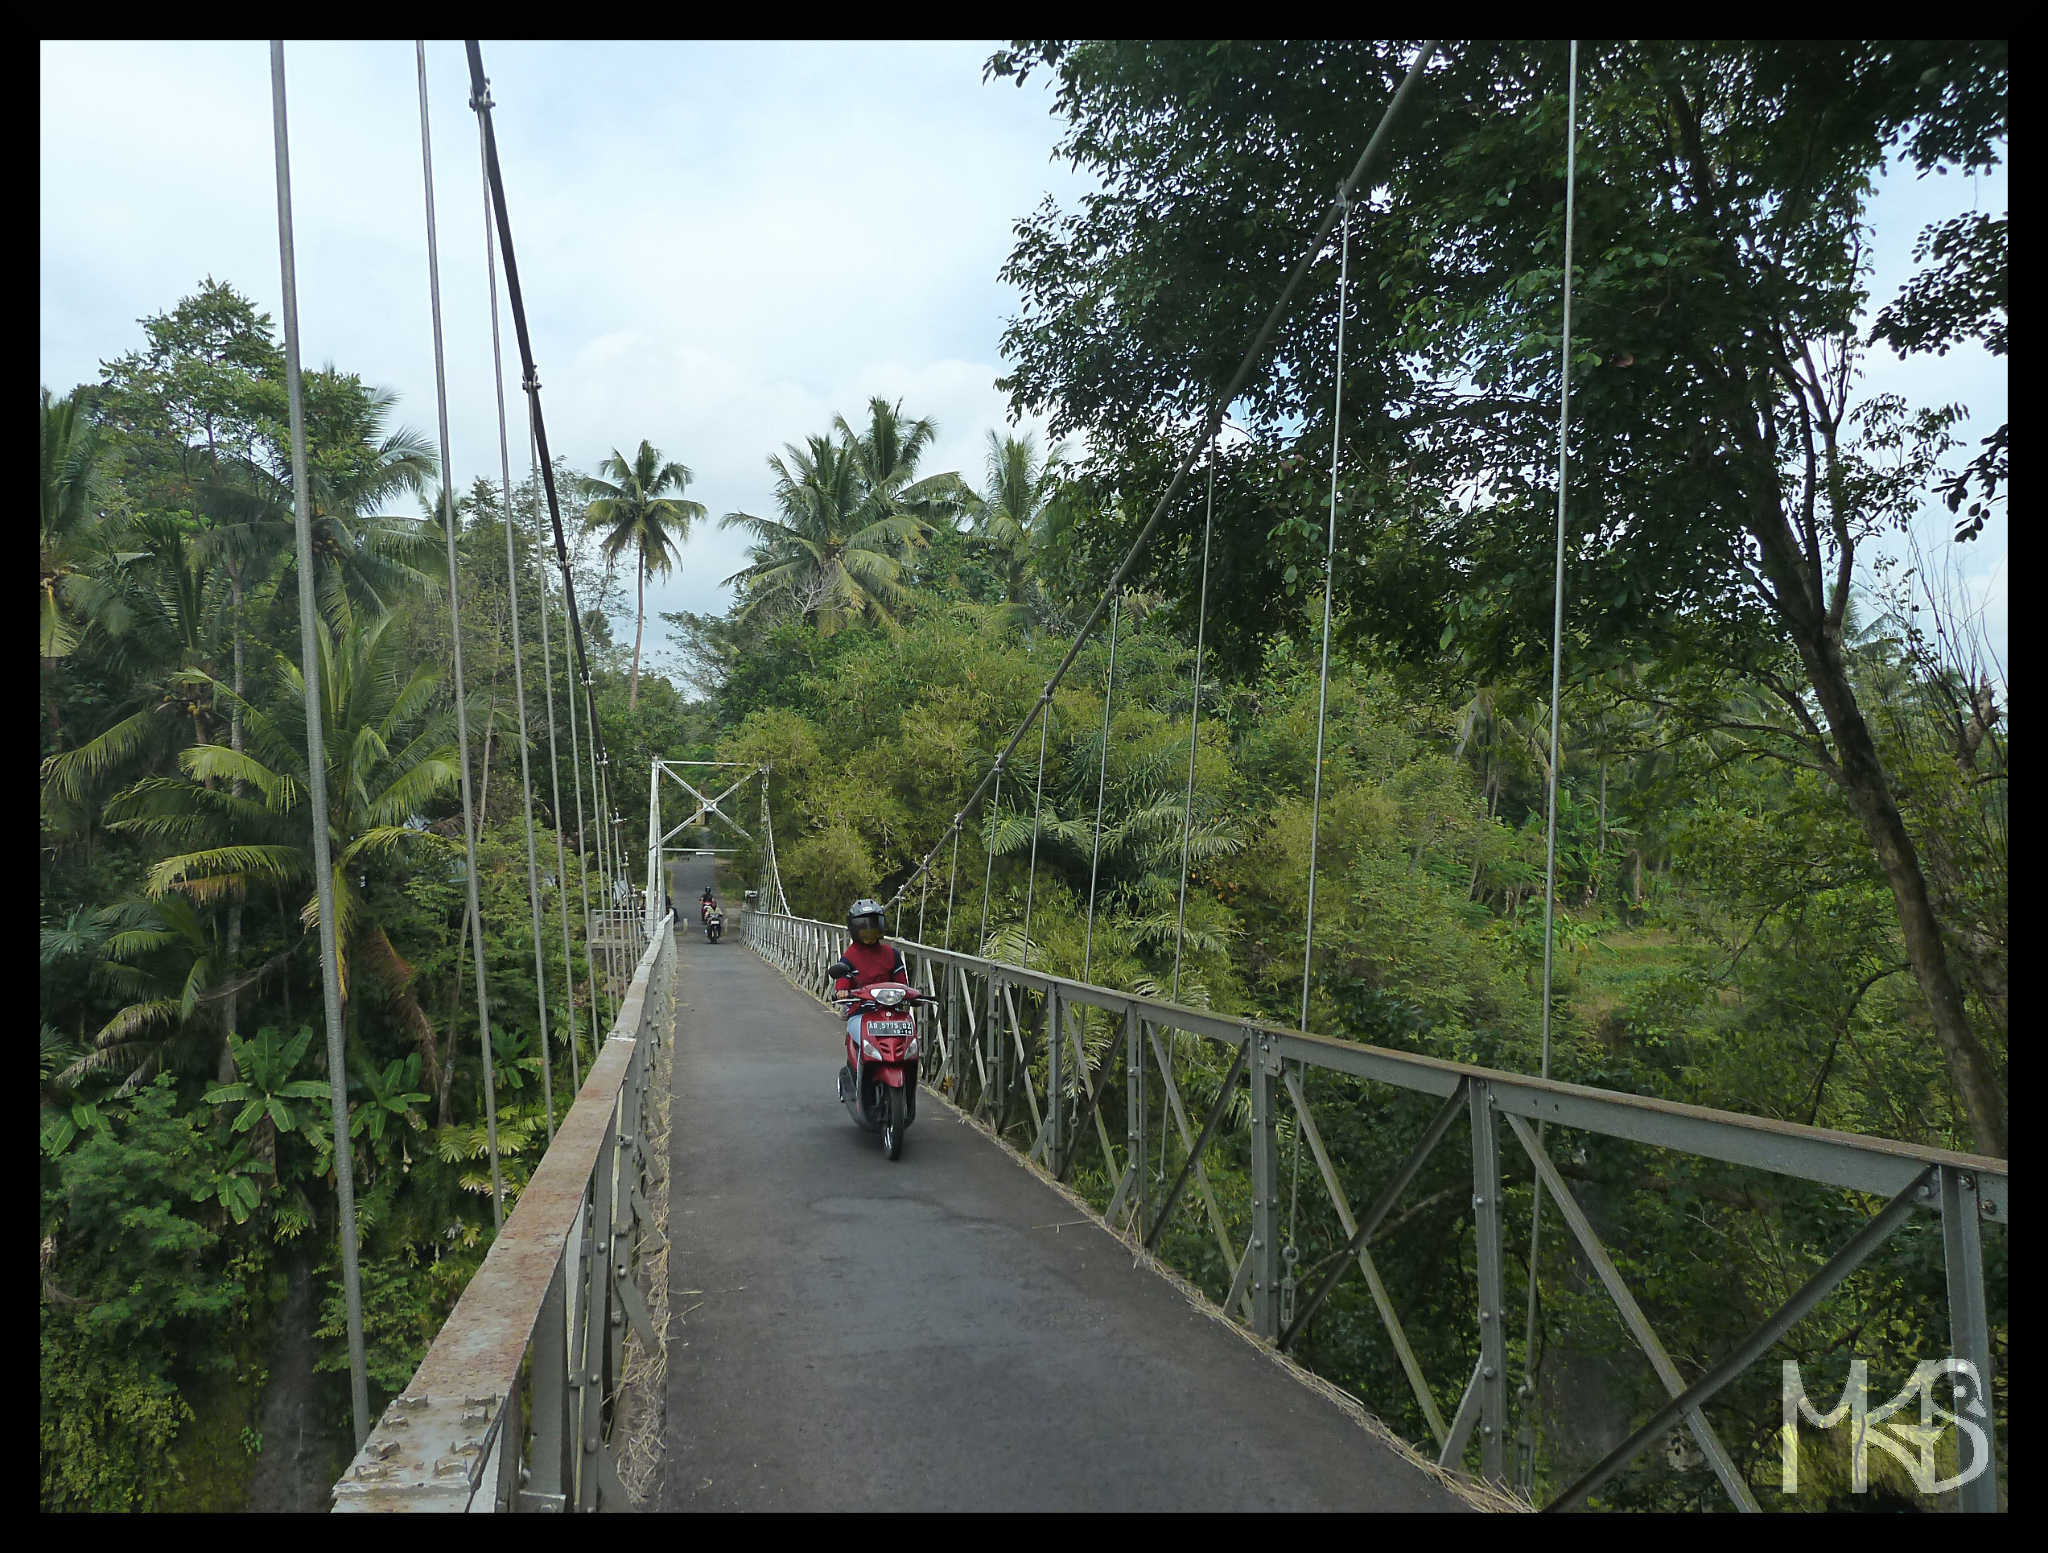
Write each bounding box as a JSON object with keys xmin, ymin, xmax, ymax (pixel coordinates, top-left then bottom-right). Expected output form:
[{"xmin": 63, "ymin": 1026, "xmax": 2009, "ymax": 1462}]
[{"xmin": 828, "ymin": 965, "xmax": 932, "ymax": 1161}]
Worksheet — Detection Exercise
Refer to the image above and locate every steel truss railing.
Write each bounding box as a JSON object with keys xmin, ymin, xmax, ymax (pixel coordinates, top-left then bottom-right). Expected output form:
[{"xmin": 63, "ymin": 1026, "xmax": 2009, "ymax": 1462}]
[
  {"xmin": 331, "ymin": 914, "xmax": 676, "ymax": 1512},
  {"xmin": 741, "ymin": 908, "xmax": 2007, "ymax": 1512}
]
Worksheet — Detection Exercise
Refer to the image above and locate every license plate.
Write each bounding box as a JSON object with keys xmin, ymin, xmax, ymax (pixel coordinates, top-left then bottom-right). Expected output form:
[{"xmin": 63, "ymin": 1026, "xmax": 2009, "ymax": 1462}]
[{"xmin": 866, "ymin": 1019, "xmax": 914, "ymax": 1038}]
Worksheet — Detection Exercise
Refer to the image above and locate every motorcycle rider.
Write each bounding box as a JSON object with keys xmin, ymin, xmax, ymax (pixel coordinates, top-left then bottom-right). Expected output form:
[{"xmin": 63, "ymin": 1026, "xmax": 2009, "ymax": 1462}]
[{"xmin": 834, "ymin": 897, "xmax": 907, "ymax": 1101}]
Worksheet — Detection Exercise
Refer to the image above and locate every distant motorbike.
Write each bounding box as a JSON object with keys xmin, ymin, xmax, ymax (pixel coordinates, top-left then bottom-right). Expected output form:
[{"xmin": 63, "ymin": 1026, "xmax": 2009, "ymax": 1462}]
[
  {"xmin": 829, "ymin": 963, "xmax": 933, "ymax": 1161},
  {"xmin": 704, "ymin": 908, "xmax": 723, "ymax": 944}
]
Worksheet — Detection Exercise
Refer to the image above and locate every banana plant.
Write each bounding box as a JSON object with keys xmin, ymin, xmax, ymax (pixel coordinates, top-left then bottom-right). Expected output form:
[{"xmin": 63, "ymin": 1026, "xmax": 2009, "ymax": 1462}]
[
  {"xmin": 203, "ymin": 1025, "xmax": 332, "ymax": 1172},
  {"xmin": 193, "ymin": 1137, "xmax": 274, "ymax": 1226},
  {"xmin": 349, "ymin": 1052, "xmax": 430, "ymax": 1148}
]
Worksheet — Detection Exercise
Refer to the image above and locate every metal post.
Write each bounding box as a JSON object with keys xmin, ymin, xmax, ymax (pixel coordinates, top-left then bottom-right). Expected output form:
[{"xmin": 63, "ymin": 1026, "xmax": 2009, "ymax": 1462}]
[
  {"xmin": 1128, "ymin": 1010, "xmax": 1146, "ymax": 1232},
  {"xmin": 577, "ymin": 1125, "xmax": 615, "ymax": 1512},
  {"xmin": 1248, "ymin": 1031, "xmax": 1283, "ymax": 1341},
  {"xmin": 646, "ymin": 760, "xmax": 662, "ymax": 937},
  {"xmin": 1940, "ymin": 1166, "xmax": 1998, "ymax": 1512},
  {"xmin": 1046, "ymin": 985, "xmax": 1062, "ymax": 1169},
  {"xmin": 1470, "ymin": 1079, "xmax": 1508, "ymax": 1482},
  {"xmin": 528, "ymin": 1258, "xmax": 571, "ymax": 1509}
]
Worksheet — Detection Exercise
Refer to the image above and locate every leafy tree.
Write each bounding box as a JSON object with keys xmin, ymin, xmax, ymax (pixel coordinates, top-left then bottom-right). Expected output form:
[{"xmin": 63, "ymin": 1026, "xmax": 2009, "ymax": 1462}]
[{"xmin": 986, "ymin": 38, "xmax": 2007, "ymax": 1155}]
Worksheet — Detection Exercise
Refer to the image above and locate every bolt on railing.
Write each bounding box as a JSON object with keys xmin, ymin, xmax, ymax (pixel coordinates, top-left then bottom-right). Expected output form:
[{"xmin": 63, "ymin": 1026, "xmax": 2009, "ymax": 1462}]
[
  {"xmin": 331, "ymin": 914, "xmax": 675, "ymax": 1512},
  {"xmin": 740, "ymin": 908, "xmax": 2007, "ymax": 1512}
]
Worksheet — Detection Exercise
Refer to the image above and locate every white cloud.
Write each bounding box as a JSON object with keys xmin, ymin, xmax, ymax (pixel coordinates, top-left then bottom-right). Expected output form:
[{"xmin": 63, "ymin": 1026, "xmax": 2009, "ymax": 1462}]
[
  {"xmin": 42, "ymin": 42, "xmax": 2004, "ymax": 671},
  {"xmin": 42, "ymin": 38, "xmax": 1094, "ymax": 638}
]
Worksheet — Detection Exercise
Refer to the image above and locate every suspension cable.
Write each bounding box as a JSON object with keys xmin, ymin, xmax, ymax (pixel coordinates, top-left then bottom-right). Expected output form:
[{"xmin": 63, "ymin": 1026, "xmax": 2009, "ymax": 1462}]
[
  {"xmin": 473, "ymin": 73, "xmax": 555, "ymax": 1140},
  {"xmin": 1171, "ymin": 435, "xmax": 1219, "ymax": 1003},
  {"xmin": 977, "ymin": 765, "xmax": 1003, "ymax": 953},
  {"xmin": 884, "ymin": 41, "xmax": 1440, "ymax": 920},
  {"xmin": 417, "ymin": 39, "xmax": 505, "ymax": 1232},
  {"xmin": 462, "ymin": 42, "xmax": 619, "ymax": 831},
  {"xmin": 267, "ymin": 38, "xmax": 370, "ymax": 1450},
  {"xmin": 563, "ymin": 589, "xmax": 602, "ymax": 1062},
  {"xmin": 585, "ymin": 701, "xmax": 614, "ymax": 1024},
  {"xmin": 530, "ymin": 408, "xmax": 582, "ymax": 1091},
  {"xmin": 1081, "ymin": 591, "xmax": 1121, "ymax": 983},
  {"xmin": 1020, "ymin": 692, "xmax": 1052, "ymax": 968},
  {"xmin": 942, "ymin": 816, "xmax": 962, "ymax": 952},
  {"xmin": 1299, "ymin": 193, "xmax": 1353, "ymax": 1034},
  {"xmin": 1520, "ymin": 37, "xmax": 1581, "ymax": 1497}
]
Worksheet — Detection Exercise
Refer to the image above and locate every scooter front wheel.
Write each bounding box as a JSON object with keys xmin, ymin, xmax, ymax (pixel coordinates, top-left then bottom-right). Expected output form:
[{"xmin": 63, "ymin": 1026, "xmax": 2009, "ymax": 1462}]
[{"xmin": 883, "ymin": 1084, "xmax": 907, "ymax": 1160}]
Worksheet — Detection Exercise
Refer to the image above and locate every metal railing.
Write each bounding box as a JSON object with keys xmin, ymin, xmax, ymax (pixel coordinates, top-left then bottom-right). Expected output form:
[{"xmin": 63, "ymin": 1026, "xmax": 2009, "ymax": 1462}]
[
  {"xmin": 332, "ymin": 914, "xmax": 675, "ymax": 1512},
  {"xmin": 742, "ymin": 907, "xmax": 2007, "ymax": 1512}
]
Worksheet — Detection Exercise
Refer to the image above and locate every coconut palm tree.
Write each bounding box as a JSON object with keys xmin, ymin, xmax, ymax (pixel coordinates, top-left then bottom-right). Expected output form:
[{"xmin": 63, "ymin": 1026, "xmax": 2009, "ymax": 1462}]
[
  {"xmin": 720, "ymin": 435, "xmax": 926, "ymax": 635},
  {"xmin": 41, "ymin": 513, "xmax": 227, "ymax": 814},
  {"xmin": 964, "ymin": 429, "xmax": 1070, "ymax": 631},
  {"xmin": 581, "ymin": 441, "xmax": 704, "ymax": 708},
  {"xmin": 102, "ymin": 607, "xmax": 464, "ymax": 1097},
  {"xmin": 722, "ymin": 402, "xmax": 963, "ymax": 636},
  {"xmin": 835, "ymin": 396, "xmax": 968, "ymax": 530},
  {"xmin": 40, "ymin": 387, "xmax": 116, "ymax": 665}
]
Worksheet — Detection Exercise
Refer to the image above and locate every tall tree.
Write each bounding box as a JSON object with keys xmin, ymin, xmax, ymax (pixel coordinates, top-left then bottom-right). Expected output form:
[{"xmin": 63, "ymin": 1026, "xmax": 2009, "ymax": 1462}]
[
  {"xmin": 721, "ymin": 434, "xmax": 924, "ymax": 636},
  {"xmin": 964, "ymin": 428, "xmax": 1070, "ymax": 631},
  {"xmin": 581, "ymin": 440, "xmax": 703, "ymax": 708},
  {"xmin": 988, "ymin": 39, "xmax": 2008, "ymax": 1154}
]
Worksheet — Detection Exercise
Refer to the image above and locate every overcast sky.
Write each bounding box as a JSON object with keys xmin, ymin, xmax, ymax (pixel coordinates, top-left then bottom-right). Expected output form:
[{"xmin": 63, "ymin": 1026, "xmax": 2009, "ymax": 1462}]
[{"xmin": 41, "ymin": 40, "xmax": 2005, "ymax": 680}]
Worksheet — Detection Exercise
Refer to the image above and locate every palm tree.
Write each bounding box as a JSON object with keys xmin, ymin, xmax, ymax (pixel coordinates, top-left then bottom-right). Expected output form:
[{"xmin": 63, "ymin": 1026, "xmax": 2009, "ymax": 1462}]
[
  {"xmin": 52, "ymin": 898, "xmax": 233, "ymax": 1093},
  {"xmin": 721, "ymin": 435, "xmax": 922, "ymax": 634},
  {"xmin": 40, "ymin": 387, "xmax": 123, "ymax": 744},
  {"xmin": 41, "ymin": 513, "xmax": 227, "ymax": 815},
  {"xmin": 102, "ymin": 607, "xmax": 463, "ymax": 1098},
  {"xmin": 965, "ymin": 429, "xmax": 1069, "ymax": 631},
  {"xmin": 836, "ymin": 396, "xmax": 967, "ymax": 530},
  {"xmin": 721, "ymin": 402, "xmax": 961, "ymax": 635},
  {"xmin": 581, "ymin": 441, "xmax": 703, "ymax": 708}
]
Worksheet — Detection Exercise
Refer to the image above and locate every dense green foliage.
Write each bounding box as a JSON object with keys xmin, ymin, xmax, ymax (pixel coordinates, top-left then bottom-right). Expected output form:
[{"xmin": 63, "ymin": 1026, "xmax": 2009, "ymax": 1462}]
[{"xmin": 39, "ymin": 282, "xmax": 704, "ymax": 1509}]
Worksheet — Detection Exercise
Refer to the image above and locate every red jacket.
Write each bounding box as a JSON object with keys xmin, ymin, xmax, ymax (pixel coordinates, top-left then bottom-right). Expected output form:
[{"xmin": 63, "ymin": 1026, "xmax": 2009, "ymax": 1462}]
[{"xmin": 834, "ymin": 939, "xmax": 907, "ymax": 995}]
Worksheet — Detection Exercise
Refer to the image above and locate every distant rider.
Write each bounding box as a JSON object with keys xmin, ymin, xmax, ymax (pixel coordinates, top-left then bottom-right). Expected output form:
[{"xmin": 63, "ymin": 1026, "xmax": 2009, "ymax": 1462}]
[{"xmin": 833, "ymin": 897, "xmax": 907, "ymax": 1100}]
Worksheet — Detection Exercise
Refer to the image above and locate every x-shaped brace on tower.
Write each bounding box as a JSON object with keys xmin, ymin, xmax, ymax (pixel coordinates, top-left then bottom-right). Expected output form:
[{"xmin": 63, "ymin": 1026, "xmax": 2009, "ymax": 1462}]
[{"xmin": 646, "ymin": 760, "xmax": 762, "ymax": 932}]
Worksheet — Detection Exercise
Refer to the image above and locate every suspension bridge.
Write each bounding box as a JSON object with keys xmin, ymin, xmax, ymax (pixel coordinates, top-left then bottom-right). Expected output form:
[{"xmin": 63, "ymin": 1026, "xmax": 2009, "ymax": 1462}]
[{"xmin": 241, "ymin": 40, "xmax": 2009, "ymax": 1512}]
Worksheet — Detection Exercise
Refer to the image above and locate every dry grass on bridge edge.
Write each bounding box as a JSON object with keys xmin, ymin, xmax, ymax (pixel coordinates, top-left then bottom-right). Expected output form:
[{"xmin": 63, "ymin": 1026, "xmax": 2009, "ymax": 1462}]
[
  {"xmin": 615, "ymin": 964, "xmax": 676, "ymax": 1508},
  {"xmin": 748, "ymin": 937, "xmax": 1527, "ymax": 1515}
]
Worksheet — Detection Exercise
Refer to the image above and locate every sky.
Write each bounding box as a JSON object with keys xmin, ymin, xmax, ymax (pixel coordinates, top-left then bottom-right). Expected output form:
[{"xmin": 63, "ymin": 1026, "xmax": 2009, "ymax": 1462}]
[{"xmin": 41, "ymin": 41, "xmax": 2006, "ymax": 682}]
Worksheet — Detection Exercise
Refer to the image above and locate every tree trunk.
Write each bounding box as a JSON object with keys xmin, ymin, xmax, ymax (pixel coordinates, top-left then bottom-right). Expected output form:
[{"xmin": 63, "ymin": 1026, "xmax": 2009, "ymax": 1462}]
[
  {"xmin": 629, "ymin": 561, "xmax": 644, "ymax": 711},
  {"xmin": 1793, "ymin": 622, "xmax": 2007, "ymax": 1157},
  {"xmin": 1597, "ymin": 761, "xmax": 1607, "ymax": 857}
]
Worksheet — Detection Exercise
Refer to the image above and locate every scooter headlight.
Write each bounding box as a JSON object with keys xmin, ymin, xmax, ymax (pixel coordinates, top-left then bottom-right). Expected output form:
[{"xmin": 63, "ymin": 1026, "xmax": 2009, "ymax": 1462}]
[{"xmin": 861, "ymin": 1037, "xmax": 883, "ymax": 1061}]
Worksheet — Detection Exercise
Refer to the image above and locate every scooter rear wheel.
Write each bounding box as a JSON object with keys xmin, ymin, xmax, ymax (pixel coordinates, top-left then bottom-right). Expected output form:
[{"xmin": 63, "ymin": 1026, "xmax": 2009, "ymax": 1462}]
[{"xmin": 883, "ymin": 1084, "xmax": 907, "ymax": 1160}]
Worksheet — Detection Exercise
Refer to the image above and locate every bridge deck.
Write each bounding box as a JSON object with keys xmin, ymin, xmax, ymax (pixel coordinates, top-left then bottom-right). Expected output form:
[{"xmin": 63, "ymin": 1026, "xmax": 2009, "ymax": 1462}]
[{"xmin": 658, "ymin": 861, "xmax": 1469, "ymax": 1513}]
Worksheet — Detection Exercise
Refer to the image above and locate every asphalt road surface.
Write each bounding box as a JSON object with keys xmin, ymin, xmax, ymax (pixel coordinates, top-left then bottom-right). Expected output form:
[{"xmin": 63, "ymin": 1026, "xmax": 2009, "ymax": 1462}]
[{"xmin": 659, "ymin": 854, "xmax": 1468, "ymax": 1513}]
